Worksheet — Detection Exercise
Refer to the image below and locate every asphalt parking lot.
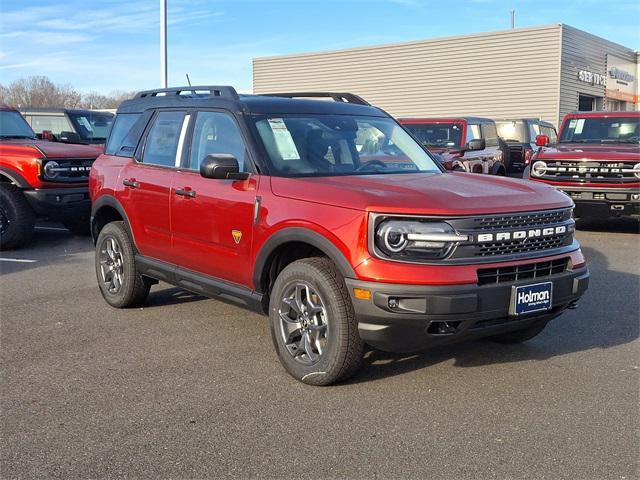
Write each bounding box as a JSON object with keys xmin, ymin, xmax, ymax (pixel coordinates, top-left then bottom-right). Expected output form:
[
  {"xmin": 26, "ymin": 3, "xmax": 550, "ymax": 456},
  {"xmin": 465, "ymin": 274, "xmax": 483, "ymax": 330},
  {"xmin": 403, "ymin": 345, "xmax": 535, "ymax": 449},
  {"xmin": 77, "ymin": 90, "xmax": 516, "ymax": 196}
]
[{"xmin": 1, "ymin": 220, "xmax": 638, "ymax": 479}]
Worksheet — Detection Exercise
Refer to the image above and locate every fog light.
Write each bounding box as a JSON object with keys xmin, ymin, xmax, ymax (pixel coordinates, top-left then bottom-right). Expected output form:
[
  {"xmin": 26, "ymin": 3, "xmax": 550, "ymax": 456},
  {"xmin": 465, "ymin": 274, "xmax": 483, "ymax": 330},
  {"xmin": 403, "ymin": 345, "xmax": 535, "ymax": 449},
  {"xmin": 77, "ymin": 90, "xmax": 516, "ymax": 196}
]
[
  {"xmin": 632, "ymin": 194, "xmax": 640, "ymax": 201},
  {"xmin": 388, "ymin": 298, "xmax": 399, "ymax": 309}
]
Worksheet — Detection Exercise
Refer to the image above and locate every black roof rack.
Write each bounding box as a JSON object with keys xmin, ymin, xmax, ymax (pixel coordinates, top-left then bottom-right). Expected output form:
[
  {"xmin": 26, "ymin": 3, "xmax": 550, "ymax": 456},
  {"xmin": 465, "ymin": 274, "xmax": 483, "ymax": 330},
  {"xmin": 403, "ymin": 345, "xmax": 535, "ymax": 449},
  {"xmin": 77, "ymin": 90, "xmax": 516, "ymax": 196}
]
[
  {"xmin": 260, "ymin": 92, "xmax": 370, "ymax": 106},
  {"xmin": 134, "ymin": 86, "xmax": 239, "ymax": 100}
]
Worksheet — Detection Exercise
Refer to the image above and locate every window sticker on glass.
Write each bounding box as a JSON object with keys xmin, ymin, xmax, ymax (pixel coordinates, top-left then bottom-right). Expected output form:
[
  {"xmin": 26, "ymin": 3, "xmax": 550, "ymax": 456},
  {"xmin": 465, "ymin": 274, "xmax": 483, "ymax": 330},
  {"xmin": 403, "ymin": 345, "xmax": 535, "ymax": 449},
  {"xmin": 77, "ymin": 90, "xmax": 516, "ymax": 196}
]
[
  {"xmin": 574, "ymin": 119, "xmax": 585, "ymax": 134},
  {"xmin": 268, "ymin": 118, "xmax": 300, "ymax": 160}
]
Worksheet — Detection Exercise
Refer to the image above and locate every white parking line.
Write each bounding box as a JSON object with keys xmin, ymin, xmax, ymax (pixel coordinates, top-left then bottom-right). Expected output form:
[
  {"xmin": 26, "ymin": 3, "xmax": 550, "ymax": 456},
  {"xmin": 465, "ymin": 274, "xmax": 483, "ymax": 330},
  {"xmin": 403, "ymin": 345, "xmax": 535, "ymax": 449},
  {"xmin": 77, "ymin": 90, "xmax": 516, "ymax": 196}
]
[{"xmin": 0, "ymin": 258, "xmax": 37, "ymax": 263}]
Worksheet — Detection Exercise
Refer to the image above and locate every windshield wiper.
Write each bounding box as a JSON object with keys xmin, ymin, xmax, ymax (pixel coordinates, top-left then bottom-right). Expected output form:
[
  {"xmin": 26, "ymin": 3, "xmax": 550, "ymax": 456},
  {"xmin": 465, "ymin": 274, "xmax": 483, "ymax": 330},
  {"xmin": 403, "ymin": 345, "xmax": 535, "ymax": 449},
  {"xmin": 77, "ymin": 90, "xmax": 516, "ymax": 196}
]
[{"xmin": 0, "ymin": 135, "xmax": 35, "ymax": 139}]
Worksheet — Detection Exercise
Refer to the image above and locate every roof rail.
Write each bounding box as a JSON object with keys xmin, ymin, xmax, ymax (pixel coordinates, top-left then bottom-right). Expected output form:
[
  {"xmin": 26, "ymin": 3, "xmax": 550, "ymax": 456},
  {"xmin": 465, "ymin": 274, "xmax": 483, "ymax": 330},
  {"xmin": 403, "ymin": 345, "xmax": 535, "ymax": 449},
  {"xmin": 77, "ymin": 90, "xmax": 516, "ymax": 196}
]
[
  {"xmin": 134, "ymin": 86, "xmax": 239, "ymax": 100},
  {"xmin": 261, "ymin": 92, "xmax": 370, "ymax": 106}
]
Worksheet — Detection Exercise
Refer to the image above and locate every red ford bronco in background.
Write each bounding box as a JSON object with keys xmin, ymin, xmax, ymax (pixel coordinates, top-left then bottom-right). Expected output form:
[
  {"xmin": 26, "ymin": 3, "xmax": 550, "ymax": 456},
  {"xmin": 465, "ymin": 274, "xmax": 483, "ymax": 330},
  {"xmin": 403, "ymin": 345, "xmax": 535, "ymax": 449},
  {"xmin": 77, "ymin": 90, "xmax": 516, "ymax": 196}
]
[
  {"xmin": 527, "ymin": 111, "xmax": 640, "ymax": 219},
  {"xmin": 400, "ymin": 117, "xmax": 506, "ymax": 175},
  {"xmin": 90, "ymin": 87, "xmax": 588, "ymax": 385},
  {"xmin": 0, "ymin": 105, "xmax": 101, "ymax": 249}
]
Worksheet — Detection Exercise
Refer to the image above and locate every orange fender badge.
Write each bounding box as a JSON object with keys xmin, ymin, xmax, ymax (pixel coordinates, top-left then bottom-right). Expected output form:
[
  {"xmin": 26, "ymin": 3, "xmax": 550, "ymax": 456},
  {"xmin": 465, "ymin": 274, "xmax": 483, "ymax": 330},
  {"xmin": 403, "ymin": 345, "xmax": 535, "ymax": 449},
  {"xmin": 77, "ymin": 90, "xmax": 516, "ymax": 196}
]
[{"xmin": 232, "ymin": 230, "xmax": 242, "ymax": 244}]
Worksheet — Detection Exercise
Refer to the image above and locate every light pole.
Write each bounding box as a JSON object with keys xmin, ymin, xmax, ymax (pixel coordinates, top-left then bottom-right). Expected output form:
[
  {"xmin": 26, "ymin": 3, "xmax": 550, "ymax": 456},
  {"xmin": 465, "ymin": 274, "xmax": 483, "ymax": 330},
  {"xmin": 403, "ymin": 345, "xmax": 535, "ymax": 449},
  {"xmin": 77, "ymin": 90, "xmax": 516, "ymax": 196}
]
[{"xmin": 160, "ymin": 0, "xmax": 168, "ymax": 88}]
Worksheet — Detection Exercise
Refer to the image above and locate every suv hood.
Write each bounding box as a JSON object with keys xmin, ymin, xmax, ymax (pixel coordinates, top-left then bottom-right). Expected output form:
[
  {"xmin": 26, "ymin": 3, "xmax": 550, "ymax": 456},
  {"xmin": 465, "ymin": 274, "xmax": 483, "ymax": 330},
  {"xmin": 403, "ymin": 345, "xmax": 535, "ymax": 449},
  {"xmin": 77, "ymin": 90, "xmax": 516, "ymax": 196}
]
[
  {"xmin": 1, "ymin": 138, "xmax": 102, "ymax": 158},
  {"xmin": 271, "ymin": 172, "xmax": 572, "ymax": 215},
  {"xmin": 536, "ymin": 143, "xmax": 639, "ymax": 161}
]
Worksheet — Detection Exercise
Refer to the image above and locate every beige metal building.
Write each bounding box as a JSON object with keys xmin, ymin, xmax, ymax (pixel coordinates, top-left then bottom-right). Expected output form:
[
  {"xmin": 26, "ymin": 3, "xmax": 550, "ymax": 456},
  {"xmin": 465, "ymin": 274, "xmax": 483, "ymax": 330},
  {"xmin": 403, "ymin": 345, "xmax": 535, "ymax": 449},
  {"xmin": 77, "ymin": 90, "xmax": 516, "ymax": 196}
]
[{"xmin": 253, "ymin": 24, "xmax": 638, "ymax": 127}]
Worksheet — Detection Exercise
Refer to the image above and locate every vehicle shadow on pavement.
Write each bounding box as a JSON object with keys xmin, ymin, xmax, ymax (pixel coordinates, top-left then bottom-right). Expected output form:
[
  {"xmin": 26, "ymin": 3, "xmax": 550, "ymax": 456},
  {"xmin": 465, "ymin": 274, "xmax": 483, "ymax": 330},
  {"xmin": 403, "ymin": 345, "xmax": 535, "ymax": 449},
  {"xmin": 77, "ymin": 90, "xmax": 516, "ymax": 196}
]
[
  {"xmin": 145, "ymin": 287, "xmax": 206, "ymax": 307},
  {"xmin": 348, "ymin": 245, "xmax": 639, "ymax": 384}
]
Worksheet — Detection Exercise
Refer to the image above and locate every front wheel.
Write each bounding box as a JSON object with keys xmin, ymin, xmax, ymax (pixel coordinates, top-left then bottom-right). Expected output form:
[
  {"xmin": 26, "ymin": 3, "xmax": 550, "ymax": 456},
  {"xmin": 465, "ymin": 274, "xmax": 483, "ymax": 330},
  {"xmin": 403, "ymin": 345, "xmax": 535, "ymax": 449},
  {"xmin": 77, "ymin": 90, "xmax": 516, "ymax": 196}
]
[
  {"xmin": 95, "ymin": 221, "xmax": 150, "ymax": 308},
  {"xmin": 269, "ymin": 257, "xmax": 363, "ymax": 386},
  {"xmin": 0, "ymin": 184, "xmax": 35, "ymax": 251}
]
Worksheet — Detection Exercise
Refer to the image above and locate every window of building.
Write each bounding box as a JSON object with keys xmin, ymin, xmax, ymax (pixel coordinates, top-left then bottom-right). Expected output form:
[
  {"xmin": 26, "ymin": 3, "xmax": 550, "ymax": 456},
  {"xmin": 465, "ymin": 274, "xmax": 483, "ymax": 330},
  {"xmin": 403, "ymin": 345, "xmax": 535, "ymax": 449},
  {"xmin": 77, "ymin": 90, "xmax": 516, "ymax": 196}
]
[
  {"xmin": 142, "ymin": 111, "xmax": 186, "ymax": 167},
  {"xmin": 578, "ymin": 95, "xmax": 595, "ymax": 111}
]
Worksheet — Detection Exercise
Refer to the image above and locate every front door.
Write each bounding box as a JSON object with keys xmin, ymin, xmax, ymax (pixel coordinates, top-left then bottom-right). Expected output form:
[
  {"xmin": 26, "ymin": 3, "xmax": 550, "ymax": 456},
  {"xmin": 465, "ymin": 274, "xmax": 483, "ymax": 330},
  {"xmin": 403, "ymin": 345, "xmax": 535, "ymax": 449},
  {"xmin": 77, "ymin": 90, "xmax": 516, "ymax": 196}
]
[
  {"xmin": 118, "ymin": 110, "xmax": 188, "ymax": 262},
  {"xmin": 170, "ymin": 110, "xmax": 257, "ymax": 287}
]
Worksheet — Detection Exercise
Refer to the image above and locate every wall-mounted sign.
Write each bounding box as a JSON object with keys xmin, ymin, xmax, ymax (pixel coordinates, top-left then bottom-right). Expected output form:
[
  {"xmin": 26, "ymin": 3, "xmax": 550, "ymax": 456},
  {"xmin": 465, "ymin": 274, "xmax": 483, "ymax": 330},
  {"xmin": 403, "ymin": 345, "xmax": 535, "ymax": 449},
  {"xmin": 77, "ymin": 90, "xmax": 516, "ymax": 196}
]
[
  {"xmin": 609, "ymin": 66, "xmax": 635, "ymax": 83},
  {"xmin": 578, "ymin": 70, "xmax": 606, "ymax": 86}
]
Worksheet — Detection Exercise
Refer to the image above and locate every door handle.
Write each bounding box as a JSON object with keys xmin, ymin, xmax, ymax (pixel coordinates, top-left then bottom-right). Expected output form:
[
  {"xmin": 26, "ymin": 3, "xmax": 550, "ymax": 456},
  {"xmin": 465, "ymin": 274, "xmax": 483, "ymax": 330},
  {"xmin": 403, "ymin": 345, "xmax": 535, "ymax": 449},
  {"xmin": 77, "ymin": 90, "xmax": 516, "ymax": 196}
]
[
  {"xmin": 175, "ymin": 188, "xmax": 196, "ymax": 198},
  {"xmin": 123, "ymin": 178, "xmax": 140, "ymax": 188}
]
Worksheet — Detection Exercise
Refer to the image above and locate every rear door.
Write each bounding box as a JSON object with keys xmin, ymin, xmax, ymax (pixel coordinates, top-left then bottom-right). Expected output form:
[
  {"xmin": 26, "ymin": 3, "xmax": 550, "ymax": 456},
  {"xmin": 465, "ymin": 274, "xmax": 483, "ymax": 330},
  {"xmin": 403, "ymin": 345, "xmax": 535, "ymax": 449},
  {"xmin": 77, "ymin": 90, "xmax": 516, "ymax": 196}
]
[
  {"xmin": 170, "ymin": 110, "xmax": 258, "ymax": 287},
  {"xmin": 118, "ymin": 110, "xmax": 189, "ymax": 262}
]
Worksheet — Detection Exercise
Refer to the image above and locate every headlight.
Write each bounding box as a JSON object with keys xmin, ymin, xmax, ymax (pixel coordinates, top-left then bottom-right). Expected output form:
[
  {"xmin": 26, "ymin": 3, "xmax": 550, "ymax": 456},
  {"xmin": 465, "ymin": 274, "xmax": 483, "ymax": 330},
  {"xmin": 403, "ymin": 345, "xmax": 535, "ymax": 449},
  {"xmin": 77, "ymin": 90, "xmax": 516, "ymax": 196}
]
[
  {"xmin": 531, "ymin": 160, "xmax": 547, "ymax": 177},
  {"xmin": 374, "ymin": 219, "xmax": 469, "ymax": 260},
  {"xmin": 43, "ymin": 161, "xmax": 60, "ymax": 179},
  {"xmin": 634, "ymin": 163, "xmax": 640, "ymax": 179}
]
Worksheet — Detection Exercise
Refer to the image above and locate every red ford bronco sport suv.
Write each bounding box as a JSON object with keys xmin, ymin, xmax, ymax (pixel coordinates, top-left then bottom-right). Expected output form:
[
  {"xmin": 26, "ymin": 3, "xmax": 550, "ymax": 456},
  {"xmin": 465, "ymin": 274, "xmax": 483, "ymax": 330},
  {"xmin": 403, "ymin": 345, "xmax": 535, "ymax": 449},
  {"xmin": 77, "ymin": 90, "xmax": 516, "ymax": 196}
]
[
  {"xmin": 527, "ymin": 111, "xmax": 640, "ymax": 219},
  {"xmin": 400, "ymin": 117, "xmax": 506, "ymax": 175},
  {"xmin": 90, "ymin": 87, "xmax": 589, "ymax": 385},
  {"xmin": 0, "ymin": 105, "xmax": 101, "ymax": 249}
]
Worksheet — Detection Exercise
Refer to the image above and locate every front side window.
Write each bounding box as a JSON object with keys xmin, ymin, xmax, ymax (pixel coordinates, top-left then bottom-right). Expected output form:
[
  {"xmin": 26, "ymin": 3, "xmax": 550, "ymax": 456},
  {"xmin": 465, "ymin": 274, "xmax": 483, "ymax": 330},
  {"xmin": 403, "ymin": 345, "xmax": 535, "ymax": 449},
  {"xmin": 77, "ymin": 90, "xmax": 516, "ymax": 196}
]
[
  {"xmin": 189, "ymin": 111, "xmax": 248, "ymax": 171},
  {"xmin": 28, "ymin": 114, "xmax": 74, "ymax": 136},
  {"xmin": 0, "ymin": 110, "xmax": 36, "ymax": 139},
  {"xmin": 540, "ymin": 126, "xmax": 557, "ymax": 144},
  {"xmin": 481, "ymin": 123, "xmax": 499, "ymax": 147},
  {"xmin": 465, "ymin": 124, "xmax": 482, "ymax": 144},
  {"xmin": 142, "ymin": 111, "xmax": 186, "ymax": 167},
  {"xmin": 403, "ymin": 123, "xmax": 462, "ymax": 148},
  {"xmin": 253, "ymin": 114, "xmax": 440, "ymax": 177},
  {"xmin": 559, "ymin": 116, "xmax": 638, "ymax": 143},
  {"xmin": 68, "ymin": 112, "xmax": 114, "ymax": 142}
]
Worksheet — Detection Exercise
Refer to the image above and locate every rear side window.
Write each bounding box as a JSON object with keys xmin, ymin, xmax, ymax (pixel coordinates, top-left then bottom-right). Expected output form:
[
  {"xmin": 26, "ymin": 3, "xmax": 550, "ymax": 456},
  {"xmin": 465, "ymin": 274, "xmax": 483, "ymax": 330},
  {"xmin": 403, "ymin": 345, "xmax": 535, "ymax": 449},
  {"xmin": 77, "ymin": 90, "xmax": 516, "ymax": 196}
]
[
  {"xmin": 540, "ymin": 126, "xmax": 557, "ymax": 144},
  {"xmin": 142, "ymin": 111, "xmax": 187, "ymax": 167},
  {"xmin": 481, "ymin": 123, "xmax": 499, "ymax": 147},
  {"xmin": 465, "ymin": 124, "xmax": 482, "ymax": 144},
  {"xmin": 29, "ymin": 115, "xmax": 73, "ymax": 136},
  {"xmin": 105, "ymin": 113, "xmax": 141, "ymax": 155}
]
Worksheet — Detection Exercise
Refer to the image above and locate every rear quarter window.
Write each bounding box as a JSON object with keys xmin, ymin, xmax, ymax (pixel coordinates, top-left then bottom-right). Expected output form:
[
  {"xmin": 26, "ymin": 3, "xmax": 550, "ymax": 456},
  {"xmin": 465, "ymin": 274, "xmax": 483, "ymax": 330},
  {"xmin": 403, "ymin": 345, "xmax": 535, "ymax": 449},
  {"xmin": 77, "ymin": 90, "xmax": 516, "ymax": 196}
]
[{"xmin": 104, "ymin": 113, "xmax": 142, "ymax": 155}]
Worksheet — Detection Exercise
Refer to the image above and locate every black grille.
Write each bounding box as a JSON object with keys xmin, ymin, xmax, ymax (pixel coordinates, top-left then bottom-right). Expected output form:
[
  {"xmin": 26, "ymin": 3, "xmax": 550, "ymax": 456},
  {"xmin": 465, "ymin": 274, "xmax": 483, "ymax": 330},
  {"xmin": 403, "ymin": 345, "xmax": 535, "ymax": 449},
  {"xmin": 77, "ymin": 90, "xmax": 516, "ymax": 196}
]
[
  {"xmin": 535, "ymin": 160, "xmax": 638, "ymax": 184},
  {"xmin": 42, "ymin": 158, "xmax": 94, "ymax": 183},
  {"xmin": 472, "ymin": 209, "xmax": 571, "ymax": 230},
  {"xmin": 477, "ymin": 258, "xmax": 569, "ymax": 285},
  {"xmin": 475, "ymin": 236, "xmax": 567, "ymax": 257}
]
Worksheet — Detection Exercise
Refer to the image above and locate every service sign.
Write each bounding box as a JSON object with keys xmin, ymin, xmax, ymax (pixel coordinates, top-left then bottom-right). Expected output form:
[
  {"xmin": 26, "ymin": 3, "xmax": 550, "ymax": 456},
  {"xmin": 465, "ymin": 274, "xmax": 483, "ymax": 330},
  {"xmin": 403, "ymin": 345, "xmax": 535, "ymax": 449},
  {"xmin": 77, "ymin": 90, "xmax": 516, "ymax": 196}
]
[{"xmin": 578, "ymin": 70, "xmax": 606, "ymax": 86}]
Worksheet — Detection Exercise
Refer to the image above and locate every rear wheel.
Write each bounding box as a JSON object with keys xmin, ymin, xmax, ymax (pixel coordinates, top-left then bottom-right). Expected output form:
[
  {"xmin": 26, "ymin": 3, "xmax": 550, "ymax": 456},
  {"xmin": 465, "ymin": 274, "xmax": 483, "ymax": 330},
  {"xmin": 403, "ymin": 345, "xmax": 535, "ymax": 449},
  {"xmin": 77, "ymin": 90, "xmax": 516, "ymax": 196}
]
[
  {"xmin": 269, "ymin": 257, "xmax": 363, "ymax": 385},
  {"xmin": 488, "ymin": 320, "xmax": 548, "ymax": 344},
  {"xmin": 95, "ymin": 221, "xmax": 150, "ymax": 308},
  {"xmin": 0, "ymin": 183, "xmax": 35, "ymax": 251}
]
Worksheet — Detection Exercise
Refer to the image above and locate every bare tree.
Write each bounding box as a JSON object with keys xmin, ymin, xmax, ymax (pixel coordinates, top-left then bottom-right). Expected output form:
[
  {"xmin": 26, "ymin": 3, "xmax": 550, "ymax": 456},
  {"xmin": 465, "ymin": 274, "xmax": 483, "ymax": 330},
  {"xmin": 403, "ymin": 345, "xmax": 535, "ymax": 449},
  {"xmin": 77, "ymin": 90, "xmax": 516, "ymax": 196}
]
[{"xmin": 0, "ymin": 76, "xmax": 135, "ymax": 109}]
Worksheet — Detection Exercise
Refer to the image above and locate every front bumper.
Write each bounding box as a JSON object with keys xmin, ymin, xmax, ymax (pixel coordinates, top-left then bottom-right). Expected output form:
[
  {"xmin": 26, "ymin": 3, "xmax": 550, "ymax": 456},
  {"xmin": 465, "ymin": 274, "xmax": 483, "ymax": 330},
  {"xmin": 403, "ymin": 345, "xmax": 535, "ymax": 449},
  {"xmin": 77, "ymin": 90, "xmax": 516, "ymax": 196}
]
[
  {"xmin": 23, "ymin": 187, "xmax": 91, "ymax": 221},
  {"xmin": 345, "ymin": 265, "xmax": 589, "ymax": 353},
  {"xmin": 558, "ymin": 186, "xmax": 640, "ymax": 218}
]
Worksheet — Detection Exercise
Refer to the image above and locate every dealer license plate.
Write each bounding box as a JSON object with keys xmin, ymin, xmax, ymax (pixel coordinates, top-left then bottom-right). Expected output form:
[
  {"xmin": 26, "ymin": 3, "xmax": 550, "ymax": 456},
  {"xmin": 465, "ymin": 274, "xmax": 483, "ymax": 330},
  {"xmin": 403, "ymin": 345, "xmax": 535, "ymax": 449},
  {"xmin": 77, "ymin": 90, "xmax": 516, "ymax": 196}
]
[{"xmin": 509, "ymin": 282, "xmax": 553, "ymax": 316}]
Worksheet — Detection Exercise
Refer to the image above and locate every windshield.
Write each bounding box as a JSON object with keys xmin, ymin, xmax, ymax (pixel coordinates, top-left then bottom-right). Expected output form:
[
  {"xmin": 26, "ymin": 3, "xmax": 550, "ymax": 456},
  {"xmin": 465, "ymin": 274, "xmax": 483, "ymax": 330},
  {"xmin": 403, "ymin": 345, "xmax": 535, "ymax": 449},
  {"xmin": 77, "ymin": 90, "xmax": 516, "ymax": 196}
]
[
  {"xmin": 254, "ymin": 114, "xmax": 441, "ymax": 177},
  {"xmin": 403, "ymin": 123, "xmax": 462, "ymax": 148},
  {"xmin": 559, "ymin": 116, "xmax": 640, "ymax": 144},
  {"xmin": 0, "ymin": 110, "xmax": 36, "ymax": 139},
  {"xmin": 496, "ymin": 120, "xmax": 527, "ymax": 142},
  {"xmin": 68, "ymin": 111, "xmax": 114, "ymax": 142}
]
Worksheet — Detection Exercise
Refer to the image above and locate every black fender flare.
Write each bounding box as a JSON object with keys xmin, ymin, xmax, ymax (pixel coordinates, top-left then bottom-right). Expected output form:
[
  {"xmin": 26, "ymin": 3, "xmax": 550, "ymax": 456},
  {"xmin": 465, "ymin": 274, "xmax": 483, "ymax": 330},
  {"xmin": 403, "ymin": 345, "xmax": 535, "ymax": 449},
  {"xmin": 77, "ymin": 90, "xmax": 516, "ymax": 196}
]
[
  {"xmin": 90, "ymin": 195, "xmax": 136, "ymax": 247},
  {"xmin": 0, "ymin": 167, "xmax": 31, "ymax": 189},
  {"xmin": 252, "ymin": 227, "xmax": 356, "ymax": 292}
]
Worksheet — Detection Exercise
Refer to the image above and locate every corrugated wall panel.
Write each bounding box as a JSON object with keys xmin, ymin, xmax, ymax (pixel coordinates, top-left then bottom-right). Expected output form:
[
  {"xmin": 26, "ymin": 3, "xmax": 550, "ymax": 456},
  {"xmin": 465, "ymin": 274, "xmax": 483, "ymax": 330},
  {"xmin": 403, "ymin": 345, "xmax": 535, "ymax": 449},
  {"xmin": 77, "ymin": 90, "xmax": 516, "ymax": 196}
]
[
  {"xmin": 559, "ymin": 25, "xmax": 638, "ymax": 123},
  {"xmin": 253, "ymin": 25, "xmax": 562, "ymax": 125}
]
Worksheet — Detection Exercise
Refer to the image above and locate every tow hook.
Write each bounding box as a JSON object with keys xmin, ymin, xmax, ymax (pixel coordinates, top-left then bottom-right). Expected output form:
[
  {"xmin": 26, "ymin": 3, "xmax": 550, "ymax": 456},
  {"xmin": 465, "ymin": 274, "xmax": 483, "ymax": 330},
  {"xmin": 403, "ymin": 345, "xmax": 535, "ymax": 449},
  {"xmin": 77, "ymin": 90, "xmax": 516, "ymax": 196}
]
[{"xmin": 568, "ymin": 301, "xmax": 579, "ymax": 310}]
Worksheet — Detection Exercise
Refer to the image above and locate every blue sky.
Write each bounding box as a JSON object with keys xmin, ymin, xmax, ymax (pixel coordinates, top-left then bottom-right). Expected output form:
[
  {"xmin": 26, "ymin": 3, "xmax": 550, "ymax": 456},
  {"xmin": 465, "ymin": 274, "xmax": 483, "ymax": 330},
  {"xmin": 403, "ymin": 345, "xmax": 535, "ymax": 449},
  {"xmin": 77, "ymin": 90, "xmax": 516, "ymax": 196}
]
[{"xmin": 1, "ymin": 0, "xmax": 639, "ymax": 93}]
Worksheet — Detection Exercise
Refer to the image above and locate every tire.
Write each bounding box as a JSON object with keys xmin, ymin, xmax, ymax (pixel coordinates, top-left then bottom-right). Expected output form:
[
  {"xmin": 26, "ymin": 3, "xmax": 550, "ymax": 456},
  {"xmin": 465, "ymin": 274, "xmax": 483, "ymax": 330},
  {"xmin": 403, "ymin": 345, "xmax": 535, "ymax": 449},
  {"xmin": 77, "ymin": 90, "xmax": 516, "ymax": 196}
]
[
  {"xmin": 488, "ymin": 320, "xmax": 548, "ymax": 344},
  {"xmin": 0, "ymin": 183, "xmax": 35, "ymax": 251},
  {"xmin": 62, "ymin": 217, "xmax": 91, "ymax": 236},
  {"xmin": 95, "ymin": 221, "xmax": 150, "ymax": 308},
  {"xmin": 269, "ymin": 257, "xmax": 363, "ymax": 386}
]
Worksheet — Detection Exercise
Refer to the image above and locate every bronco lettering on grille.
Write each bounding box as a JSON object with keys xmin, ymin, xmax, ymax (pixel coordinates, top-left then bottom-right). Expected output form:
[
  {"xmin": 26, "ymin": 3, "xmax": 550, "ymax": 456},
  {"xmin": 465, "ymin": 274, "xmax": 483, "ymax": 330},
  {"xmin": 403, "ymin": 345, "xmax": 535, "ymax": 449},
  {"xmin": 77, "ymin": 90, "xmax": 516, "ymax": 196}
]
[{"xmin": 476, "ymin": 225, "xmax": 567, "ymax": 243}]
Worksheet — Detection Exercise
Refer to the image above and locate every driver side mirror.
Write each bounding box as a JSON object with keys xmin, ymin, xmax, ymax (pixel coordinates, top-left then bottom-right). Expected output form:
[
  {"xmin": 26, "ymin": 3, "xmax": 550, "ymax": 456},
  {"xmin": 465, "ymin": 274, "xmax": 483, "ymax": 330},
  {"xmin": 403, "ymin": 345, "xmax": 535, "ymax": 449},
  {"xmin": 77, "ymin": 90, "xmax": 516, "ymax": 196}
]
[
  {"xmin": 200, "ymin": 154, "xmax": 249, "ymax": 180},
  {"xmin": 535, "ymin": 134, "xmax": 550, "ymax": 147},
  {"xmin": 464, "ymin": 138, "xmax": 485, "ymax": 152}
]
